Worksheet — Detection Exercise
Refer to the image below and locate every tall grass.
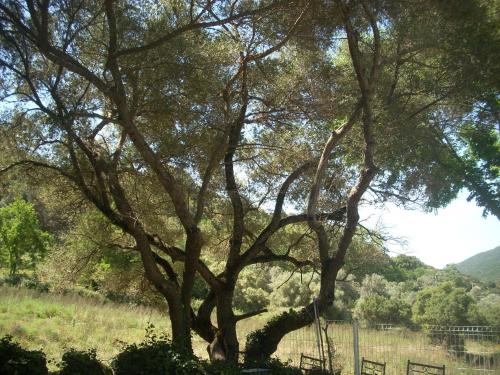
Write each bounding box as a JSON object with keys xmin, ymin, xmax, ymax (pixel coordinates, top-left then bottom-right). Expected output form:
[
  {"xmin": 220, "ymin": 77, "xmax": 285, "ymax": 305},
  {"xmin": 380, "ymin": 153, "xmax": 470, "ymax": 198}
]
[
  {"xmin": 2, "ymin": 286, "xmax": 498, "ymax": 374},
  {"xmin": 0, "ymin": 286, "xmax": 169, "ymax": 370}
]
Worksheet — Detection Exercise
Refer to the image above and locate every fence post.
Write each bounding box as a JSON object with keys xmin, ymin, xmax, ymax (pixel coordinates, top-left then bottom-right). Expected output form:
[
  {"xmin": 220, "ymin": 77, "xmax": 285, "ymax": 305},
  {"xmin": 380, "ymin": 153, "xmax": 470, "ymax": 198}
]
[
  {"xmin": 313, "ymin": 298, "xmax": 325, "ymax": 369},
  {"xmin": 353, "ymin": 319, "xmax": 360, "ymax": 375}
]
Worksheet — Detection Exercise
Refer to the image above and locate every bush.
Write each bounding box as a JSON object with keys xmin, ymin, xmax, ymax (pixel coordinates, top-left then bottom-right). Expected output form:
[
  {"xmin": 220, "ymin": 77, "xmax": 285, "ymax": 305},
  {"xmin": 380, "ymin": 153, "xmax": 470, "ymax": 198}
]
[
  {"xmin": 2, "ymin": 274, "xmax": 24, "ymax": 287},
  {"xmin": 112, "ymin": 326, "xmax": 204, "ymax": 375},
  {"xmin": 308, "ymin": 369, "xmax": 337, "ymax": 375},
  {"xmin": 57, "ymin": 348, "xmax": 112, "ymax": 375},
  {"xmin": 413, "ymin": 282, "xmax": 477, "ymax": 326},
  {"xmin": 203, "ymin": 361, "xmax": 242, "ymax": 375},
  {"xmin": 244, "ymin": 358, "xmax": 302, "ymax": 375},
  {"xmin": 1, "ymin": 274, "xmax": 50, "ymax": 293},
  {"xmin": 0, "ymin": 335, "xmax": 48, "ymax": 375},
  {"xmin": 112, "ymin": 339, "xmax": 173, "ymax": 375},
  {"xmin": 22, "ymin": 276, "xmax": 50, "ymax": 293},
  {"xmin": 353, "ymin": 294, "xmax": 411, "ymax": 326}
]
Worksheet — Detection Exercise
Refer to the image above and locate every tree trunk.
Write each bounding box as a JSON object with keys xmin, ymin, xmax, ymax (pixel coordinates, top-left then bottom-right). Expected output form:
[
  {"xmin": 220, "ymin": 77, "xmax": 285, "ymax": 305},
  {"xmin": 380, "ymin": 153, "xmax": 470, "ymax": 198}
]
[
  {"xmin": 204, "ymin": 286, "xmax": 240, "ymax": 363},
  {"xmin": 245, "ymin": 303, "xmax": 315, "ymax": 362},
  {"xmin": 167, "ymin": 297, "xmax": 192, "ymax": 352}
]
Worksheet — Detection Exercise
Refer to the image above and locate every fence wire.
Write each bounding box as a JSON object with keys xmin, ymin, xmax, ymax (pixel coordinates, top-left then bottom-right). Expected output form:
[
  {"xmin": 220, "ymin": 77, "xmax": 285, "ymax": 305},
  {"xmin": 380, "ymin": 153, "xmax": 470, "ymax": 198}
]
[{"xmin": 275, "ymin": 321, "xmax": 500, "ymax": 374}]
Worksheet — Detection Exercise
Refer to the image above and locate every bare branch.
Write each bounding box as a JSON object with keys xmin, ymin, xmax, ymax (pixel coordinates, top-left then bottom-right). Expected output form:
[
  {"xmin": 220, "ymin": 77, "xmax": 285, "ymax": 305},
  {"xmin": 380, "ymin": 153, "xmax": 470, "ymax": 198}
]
[{"xmin": 235, "ymin": 308, "xmax": 268, "ymax": 322}]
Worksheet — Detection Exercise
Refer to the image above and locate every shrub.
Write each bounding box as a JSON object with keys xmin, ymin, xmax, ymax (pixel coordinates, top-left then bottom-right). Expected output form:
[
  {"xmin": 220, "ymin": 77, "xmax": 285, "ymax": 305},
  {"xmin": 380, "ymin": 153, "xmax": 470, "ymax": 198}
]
[
  {"xmin": 57, "ymin": 348, "xmax": 112, "ymax": 375},
  {"xmin": 413, "ymin": 282, "xmax": 477, "ymax": 326},
  {"xmin": 112, "ymin": 339, "xmax": 173, "ymax": 375},
  {"xmin": 22, "ymin": 276, "xmax": 50, "ymax": 293},
  {"xmin": 308, "ymin": 368, "xmax": 341, "ymax": 375},
  {"xmin": 353, "ymin": 294, "xmax": 411, "ymax": 326},
  {"xmin": 203, "ymin": 361, "xmax": 242, "ymax": 375},
  {"xmin": 112, "ymin": 325, "xmax": 204, "ymax": 375},
  {"xmin": 244, "ymin": 358, "xmax": 302, "ymax": 375},
  {"xmin": 0, "ymin": 335, "xmax": 48, "ymax": 375}
]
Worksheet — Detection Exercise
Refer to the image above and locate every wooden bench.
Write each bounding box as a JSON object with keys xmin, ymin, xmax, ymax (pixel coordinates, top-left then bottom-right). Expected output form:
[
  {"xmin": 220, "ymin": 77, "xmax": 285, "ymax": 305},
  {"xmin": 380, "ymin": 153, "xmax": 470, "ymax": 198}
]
[
  {"xmin": 407, "ymin": 360, "xmax": 445, "ymax": 375},
  {"xmin": 361, "ymin": 357, "xmax": 386, "ymax": 375},
  {"xmin": 299, "ymin": 353, "xmax": 325, "ymax": 373}
]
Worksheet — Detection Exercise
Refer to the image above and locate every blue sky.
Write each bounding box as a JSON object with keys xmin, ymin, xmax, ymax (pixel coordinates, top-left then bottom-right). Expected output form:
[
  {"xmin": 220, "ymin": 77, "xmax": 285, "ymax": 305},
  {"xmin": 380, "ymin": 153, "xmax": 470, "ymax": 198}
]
[{"xmin": 361, "ymin": 191, "xmax": 500, "ymax": 269}]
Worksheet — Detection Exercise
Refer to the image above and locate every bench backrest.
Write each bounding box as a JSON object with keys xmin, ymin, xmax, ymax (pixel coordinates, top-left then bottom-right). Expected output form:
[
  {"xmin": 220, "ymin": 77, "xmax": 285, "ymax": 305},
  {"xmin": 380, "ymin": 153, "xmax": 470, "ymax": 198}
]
[
  {"xmin": 361, "ymin": 357, "xmax": 386, "ymax": 375},
  {"xmin": 299, "ymin": 353, "xmax": 324, "ymax": 372},
  {"xmin": 407, "ymin": 360, "xmax": 445, "ymax": 375}
]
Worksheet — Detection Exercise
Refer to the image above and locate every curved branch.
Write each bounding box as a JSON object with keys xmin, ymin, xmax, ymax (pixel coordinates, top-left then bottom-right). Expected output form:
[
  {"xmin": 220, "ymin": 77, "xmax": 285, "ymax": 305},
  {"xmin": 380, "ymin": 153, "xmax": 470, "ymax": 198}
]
[
  {"xmin": 115, "ymin": 1, "xmax": 286, "ymax": 58},
  {"xmin": 235, "ymin": 309, "xmax": 268, "ymax": 322}
]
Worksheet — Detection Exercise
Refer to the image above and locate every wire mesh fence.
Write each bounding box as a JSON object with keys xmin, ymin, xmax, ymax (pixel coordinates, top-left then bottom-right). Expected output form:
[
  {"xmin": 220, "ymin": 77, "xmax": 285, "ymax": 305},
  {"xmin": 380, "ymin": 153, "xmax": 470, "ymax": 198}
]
[{"xmin": 274, "ymin": 321, "xmax": 500, "ymax": 374}]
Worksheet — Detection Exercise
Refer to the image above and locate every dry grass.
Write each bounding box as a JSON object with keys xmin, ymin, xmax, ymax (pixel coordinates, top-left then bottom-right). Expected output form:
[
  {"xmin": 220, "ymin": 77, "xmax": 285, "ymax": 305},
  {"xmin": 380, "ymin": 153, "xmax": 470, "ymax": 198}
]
[
  {"xmin": 0, "ymin": 286, "xmax": 169, "ymax": 370},
  {"xmin": 1, "ymin": 286, "xmax": 498, "ymax": 374}
]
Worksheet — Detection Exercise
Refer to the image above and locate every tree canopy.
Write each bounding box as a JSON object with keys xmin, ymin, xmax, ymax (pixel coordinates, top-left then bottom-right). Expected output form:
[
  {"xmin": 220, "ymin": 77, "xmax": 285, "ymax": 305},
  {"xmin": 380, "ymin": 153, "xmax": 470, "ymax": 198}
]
[{"xmin": 0, "ymin": 0, "xmax": 498, "ymax": 362}]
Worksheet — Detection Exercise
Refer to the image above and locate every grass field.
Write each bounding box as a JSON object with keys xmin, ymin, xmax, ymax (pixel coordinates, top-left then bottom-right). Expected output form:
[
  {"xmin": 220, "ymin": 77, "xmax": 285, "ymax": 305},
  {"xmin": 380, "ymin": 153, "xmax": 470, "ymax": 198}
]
[
  {"xmin": 0, "ymin": 286, "xmax": 169, "ymax": 370},
  {"xmin": 0, "ymin": 285, "xmax": 271, "ymax": 370},
  {"xmin": 1, "ymin": 286, "xmax": 499, "ymax": 374}
]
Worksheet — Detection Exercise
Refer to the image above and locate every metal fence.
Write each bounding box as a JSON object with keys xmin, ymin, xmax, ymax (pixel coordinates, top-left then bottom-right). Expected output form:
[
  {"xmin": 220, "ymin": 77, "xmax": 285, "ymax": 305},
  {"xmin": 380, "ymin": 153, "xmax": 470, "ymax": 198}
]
[{"xmin": 274, "ymin": 321, "xmax": 500, "ymax": 374}]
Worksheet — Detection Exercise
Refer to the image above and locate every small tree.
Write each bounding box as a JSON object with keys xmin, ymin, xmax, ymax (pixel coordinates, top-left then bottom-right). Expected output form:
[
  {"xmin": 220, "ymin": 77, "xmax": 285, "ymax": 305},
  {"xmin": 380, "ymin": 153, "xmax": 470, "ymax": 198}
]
[
  {"xmin": 412, "ymin": 282, "xmax": 477, "ymax": 326},
  {"xmin": 477, "ymin": 294, "xmax": 500, "ymax": 328},
  {"xmin": 354, "ymin": 274, "xmax": 411, "ymax": 326},
  {"xmin": 0, "ymin": 199, "xmax": 51, "ymax": 276}
]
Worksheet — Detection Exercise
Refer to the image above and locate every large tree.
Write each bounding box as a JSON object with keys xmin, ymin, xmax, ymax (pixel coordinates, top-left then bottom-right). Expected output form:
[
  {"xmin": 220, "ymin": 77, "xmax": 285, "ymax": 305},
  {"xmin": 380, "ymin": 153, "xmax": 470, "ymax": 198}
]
[{"xmin": 0, "ymin": 0, "xmax": 498, "ymax": 362}]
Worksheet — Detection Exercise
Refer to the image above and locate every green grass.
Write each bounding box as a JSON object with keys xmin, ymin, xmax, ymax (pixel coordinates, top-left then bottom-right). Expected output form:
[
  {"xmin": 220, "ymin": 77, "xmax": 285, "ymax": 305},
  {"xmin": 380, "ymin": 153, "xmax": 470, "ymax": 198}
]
[{"xmin": 0, "ymin": 286, "xmax": 169, "ymax": 370}]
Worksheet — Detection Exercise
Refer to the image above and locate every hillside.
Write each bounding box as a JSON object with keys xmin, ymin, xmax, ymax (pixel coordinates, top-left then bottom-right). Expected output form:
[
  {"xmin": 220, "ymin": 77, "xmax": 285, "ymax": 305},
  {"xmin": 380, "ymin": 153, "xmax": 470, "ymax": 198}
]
[{"xmin": 456, "ymin": 246, "xmax": 500, "ymax": 283}]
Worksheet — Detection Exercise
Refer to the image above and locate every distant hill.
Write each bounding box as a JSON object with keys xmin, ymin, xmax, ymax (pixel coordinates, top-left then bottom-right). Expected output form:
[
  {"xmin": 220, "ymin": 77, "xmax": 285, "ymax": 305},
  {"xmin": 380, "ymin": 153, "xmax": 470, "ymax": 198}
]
[{"xmin": 455, "ymin": 246, "xmax": 500, "ymax": 283}]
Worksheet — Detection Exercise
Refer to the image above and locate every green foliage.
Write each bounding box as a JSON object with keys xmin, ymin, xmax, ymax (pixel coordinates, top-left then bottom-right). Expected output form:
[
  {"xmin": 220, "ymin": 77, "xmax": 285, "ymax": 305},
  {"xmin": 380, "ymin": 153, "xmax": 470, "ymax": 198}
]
[
  {"xmin": 233, "ymin": 266, "xmax": 272, "ymax": 313},
  {"xmin": 269, "ymin": 270, "xmax": 319, "ymax": 309},
  {"xmin": 342, "ymin": 239, "xmax": 390, "ymax": 282},
  {"xmin": 111, "ymin": 329, "xmax": 174, "ymax": 375},
  {"xmin": 477, "ymin": 294, "xmax": 500, "ymax": 327},
  {"xmin": 245, "ymin": 309, "xmax": 303, "ymax": 363},
  {"xmin": 0, "ymin": 273, "xmax": 50, "ymax": 292},
  {"xmin": 460, "ymin": 122, "xmax": 500, "ymax": 183},
  {"xmin": 456, "ymin": 246, "xmax": 500, "ymax": 283},
  {"xmin": 354, "ymin": 295, "xmax": 411, "ymax": 326},
  {"xmin": 57, "ymin": 348, "xmax": 112, "ymax": 375},
  {"xmin": 354, "ymin": 274, "xmax": 412, "ymax": 326},
  {"xmin": 0, "ymin": 199, "xmax": 51, "ymax": 276},
  {"xmin": 244, "ymin": 358, "xmax": 302, "ymax": 375},
  {"xmin": 40, "ymin": 208, "xmax": 161, "ymax": 307},
  {"xmin": 412, "ymin": 282, "xmax": 478, "ymax": 326},
  {"xmin": 0, "ymin": 335, "xmax": 48, "ymax": 375},
  {"xmin": 0, "ymin": 330, "xmax": 312, "ymax": 375},
  {"xmin": 381, "ymin": 255, "xmax": 432, "ymax": 283},
  {"xmin": 112, "ymin": 325, "xmax": 205, "ymax": 375},
  {"xmin": 0, "ymin": 0, "xmax": 499, "ymax": 360},
  {"xmin": 203, "ymin": 361, "xmax": 242, "ymax": 375}
]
